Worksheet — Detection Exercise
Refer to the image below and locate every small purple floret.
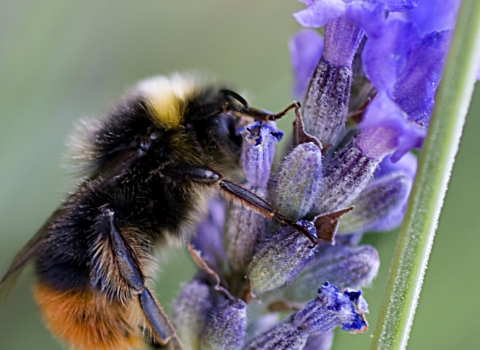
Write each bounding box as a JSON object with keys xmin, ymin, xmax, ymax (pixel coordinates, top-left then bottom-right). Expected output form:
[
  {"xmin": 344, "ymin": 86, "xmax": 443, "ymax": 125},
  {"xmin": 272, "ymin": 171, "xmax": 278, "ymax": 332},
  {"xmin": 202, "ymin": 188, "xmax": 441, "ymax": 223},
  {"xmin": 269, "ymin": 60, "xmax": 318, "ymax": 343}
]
[{"xmin": 241, "ymin": 121, "xmax": 282, "ymax": 188}]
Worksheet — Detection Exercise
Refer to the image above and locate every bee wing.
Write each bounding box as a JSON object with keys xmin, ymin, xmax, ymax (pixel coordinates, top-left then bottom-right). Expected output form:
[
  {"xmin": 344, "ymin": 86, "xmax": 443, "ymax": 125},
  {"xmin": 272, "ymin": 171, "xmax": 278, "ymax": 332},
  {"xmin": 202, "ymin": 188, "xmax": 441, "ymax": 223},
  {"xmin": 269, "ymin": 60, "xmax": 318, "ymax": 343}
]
[{"xmin": 0, "ymin": 208, "xmax": 63, "ymax": 301}]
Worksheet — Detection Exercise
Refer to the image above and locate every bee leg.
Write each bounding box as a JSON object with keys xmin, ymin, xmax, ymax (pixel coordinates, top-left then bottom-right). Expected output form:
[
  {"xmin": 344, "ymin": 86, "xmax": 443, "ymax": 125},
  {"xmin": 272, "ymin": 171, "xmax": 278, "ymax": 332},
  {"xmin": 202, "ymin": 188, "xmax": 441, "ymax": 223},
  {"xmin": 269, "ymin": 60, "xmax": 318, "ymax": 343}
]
[
  {"xmin": 218, "ymin": 180, "xmax": 318, "ymax": 245},
  {"xmin": 139, "ymin": 288, "xmax": 183, "ymax": 350},
  {"xmin": 229, "ymin": 101, "xmax": 301, "ymax": 122},
  {"xmin": 101, "ymin": 209, "xmax": 183, "ymax": 350},
  {"xmin": 162, "ymin": 166, "xmax": 319, "ymax": 245}
]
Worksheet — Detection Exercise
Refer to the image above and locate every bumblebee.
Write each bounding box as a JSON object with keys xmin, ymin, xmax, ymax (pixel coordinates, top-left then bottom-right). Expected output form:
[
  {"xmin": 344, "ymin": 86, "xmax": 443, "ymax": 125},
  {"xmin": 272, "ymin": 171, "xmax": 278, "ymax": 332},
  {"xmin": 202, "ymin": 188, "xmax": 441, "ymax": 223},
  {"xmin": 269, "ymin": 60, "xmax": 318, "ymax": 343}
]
[{"xmin": 0, "ymin": 74, "xmax": 312, "ymax": 350}]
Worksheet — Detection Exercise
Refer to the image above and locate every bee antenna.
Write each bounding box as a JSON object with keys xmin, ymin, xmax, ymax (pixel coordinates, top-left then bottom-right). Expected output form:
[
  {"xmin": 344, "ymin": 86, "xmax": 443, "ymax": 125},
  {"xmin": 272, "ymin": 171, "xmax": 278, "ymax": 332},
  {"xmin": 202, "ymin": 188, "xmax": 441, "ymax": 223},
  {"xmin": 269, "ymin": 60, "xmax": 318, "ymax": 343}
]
[{"xmin": 220, "ymin": 89, "xmax": 249, "ymax": 109}]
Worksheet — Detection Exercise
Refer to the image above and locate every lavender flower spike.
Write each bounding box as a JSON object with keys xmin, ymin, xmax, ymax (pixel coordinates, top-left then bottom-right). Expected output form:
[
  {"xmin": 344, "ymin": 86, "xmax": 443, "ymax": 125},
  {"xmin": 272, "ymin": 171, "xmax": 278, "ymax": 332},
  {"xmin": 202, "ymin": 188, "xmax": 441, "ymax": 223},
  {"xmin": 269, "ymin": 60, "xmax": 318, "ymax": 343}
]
[{"xmin": 201, "ymin": 299, "xmax": 247, "ymax": 350}]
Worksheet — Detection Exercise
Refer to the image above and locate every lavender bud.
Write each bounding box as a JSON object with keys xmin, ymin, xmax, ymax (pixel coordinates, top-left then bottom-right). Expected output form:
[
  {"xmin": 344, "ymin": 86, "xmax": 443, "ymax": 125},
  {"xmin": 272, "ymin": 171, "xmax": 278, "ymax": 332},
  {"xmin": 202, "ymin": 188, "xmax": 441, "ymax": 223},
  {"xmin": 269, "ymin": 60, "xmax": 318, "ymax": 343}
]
[
  {"xmin": 274, "ymin": 142, "xmax": 323, "ymax": 219},
  {"xmin": 171, "ymin": 280, "xmax": 213, "ymax": 350},
  {"xmin": 303, "ymin": 331, "xmax": 334, "ymax": 350},
  {"xmin": 225, "ymin": 187, "xmax": 268, "ymax": 272},
  {"xmin": 241, "ymin": 121, "xmax": 282, "ymax": 188},
  {"xmin": 249, "ymin": 227, "xmax": 315, "ymax": 294},
  {"xmin": 312, "ymin": 136, "xmax": 379, "ymax": 215},
  {"xmin": 338, "ymin": 171, "xmax": 413, "ymax": 234},
  {"xmin": 284, "ymin": 244, "xmax": 379, "ymax": 301},
  {"xmin": 243, "ymin": 322, "xmax": 308, "ymax": 350},
  {"xmin": 201, "ymin": 298, "xmax": 246, "ymax": 350},
  {"xmin": 293, "ymin": 282, "xmax": 368, "ymax": 334},
  {"xmin": 302, "ymin": 58, "xmax": 352, "ymax": 147}
]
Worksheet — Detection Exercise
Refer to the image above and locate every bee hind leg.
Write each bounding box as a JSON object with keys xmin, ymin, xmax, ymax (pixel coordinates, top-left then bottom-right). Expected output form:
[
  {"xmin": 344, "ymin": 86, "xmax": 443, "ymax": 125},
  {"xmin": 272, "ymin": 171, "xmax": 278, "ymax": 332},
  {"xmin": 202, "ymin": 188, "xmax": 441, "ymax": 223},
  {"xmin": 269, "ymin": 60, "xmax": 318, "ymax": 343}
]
[{"xmin": 100, "ymin": 208, "xmax": 183, "ymax": 350}]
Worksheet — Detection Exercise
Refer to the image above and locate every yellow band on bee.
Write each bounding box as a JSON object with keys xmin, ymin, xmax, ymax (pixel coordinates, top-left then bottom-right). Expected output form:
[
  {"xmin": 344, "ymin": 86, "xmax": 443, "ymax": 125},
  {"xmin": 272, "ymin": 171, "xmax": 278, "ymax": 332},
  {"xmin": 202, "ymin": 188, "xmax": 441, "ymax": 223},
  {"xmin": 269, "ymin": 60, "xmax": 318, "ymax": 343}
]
[{"xmin": 138, "ymin": 74, "xmax": 198, "ymax": 129}]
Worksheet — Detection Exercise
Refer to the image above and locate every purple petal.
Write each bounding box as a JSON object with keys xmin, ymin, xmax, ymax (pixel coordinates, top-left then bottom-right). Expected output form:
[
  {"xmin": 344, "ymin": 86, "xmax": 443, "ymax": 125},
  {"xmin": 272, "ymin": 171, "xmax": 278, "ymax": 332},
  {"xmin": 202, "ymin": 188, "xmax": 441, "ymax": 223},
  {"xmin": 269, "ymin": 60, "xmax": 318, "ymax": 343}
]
[
  {"xmin": 290, "ymin": 30, "xmax": 324, "ymax": 98},
  {"xmin": 385, "ymin": 0, "xmax": 419, "ymax": 12},
  {"xmin": 359, "ymin": 92, "xmax": 426, "ymax": 161},
  {"xmin": 477, "ymin": 61, "xmax": 480, "ymax": 80},
  {"xmin": 344, "ymin": 1, "xmax": 386, "ymax": 39},
  {"xmin": 293, "ymin": 0, "xmax": 346, "ymax": 28},
  {"xmin": 375, "ymin": 152, "xmax": 417, "ymax": 179},
  {"xmin": 393, "ymin": 30, "xmax": 452, "ymax": 125},
  {"xmin": 405, "ymin": 0, "xmax": 461, "ymax": 35},
  {"xmin": 390, "ymin": 125, "xmax": 425, "ymax": 162},
  {"xmin": 362, "ymin": 20, "xmax": 421, "ymax": 96}
]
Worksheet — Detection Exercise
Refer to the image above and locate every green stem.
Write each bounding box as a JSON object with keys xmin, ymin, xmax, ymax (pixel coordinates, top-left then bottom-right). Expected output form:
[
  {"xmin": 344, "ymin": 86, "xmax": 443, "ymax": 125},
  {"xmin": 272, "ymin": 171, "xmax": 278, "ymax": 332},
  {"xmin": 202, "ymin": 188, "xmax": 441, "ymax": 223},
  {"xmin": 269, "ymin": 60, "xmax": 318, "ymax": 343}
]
[{"xmin": 370, "ymin": 1, "xmax": 480, "ymax": 350}]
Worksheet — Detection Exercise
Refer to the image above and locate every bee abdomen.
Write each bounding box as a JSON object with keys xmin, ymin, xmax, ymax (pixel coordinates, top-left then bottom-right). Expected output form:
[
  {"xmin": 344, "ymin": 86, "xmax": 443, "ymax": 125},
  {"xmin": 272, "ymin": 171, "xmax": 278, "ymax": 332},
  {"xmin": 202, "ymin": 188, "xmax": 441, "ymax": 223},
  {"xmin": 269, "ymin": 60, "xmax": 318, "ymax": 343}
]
[{"xmin": 33, "ymin": 282, "xmax": 144, "ymax": 350}]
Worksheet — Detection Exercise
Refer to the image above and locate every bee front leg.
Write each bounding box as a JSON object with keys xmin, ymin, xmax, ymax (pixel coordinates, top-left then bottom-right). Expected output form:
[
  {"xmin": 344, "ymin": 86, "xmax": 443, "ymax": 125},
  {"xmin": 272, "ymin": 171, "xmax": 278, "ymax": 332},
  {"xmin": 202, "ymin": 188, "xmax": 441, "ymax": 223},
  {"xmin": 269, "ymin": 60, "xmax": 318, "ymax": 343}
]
[
  {"xmin": 98, "ymin": 208, "xmax": 183, "ymax": 350},
  {"xmin": 162, "ymin": 165, "xmax": 319, "ymax": 245}
]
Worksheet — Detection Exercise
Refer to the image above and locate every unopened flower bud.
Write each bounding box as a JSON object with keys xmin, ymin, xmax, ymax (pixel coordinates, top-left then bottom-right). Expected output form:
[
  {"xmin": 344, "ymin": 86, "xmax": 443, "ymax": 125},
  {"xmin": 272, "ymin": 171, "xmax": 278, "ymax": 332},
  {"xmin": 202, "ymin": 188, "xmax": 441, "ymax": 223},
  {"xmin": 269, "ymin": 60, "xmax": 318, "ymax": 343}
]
[
  {"xmin": 200, "ymin": 298, "xmax": 246, "ymax": 350},
  {"xmin": 274, "ymin": 142, "xmax": 323, "ymax": 219},
  {"xmin": 249, "ymin": 227, "xmax": 315, "ymax": 294},
  {"xmin": 302, "ymin": 58, "xmax": 352, "ymax": 147},
  {"xmin": 313, "ymin": 137, "xmax": 379, "ymax": 214},
  {"xmin": 285, "ymin": 244, "xmax": 379, "ymax": 301},
  {"xmin": 338, "ymin": 171, "xmax": 412, "ymax": 234}
]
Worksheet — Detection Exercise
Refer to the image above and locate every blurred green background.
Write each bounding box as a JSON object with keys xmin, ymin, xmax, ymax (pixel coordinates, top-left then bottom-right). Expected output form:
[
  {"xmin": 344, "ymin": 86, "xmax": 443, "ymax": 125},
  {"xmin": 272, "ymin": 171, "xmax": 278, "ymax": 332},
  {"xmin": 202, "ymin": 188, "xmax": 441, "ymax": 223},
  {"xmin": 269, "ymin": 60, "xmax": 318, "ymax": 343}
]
[{"xmin": 0, "ymin": 1, "xmax": 478, "ymax": 349}]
